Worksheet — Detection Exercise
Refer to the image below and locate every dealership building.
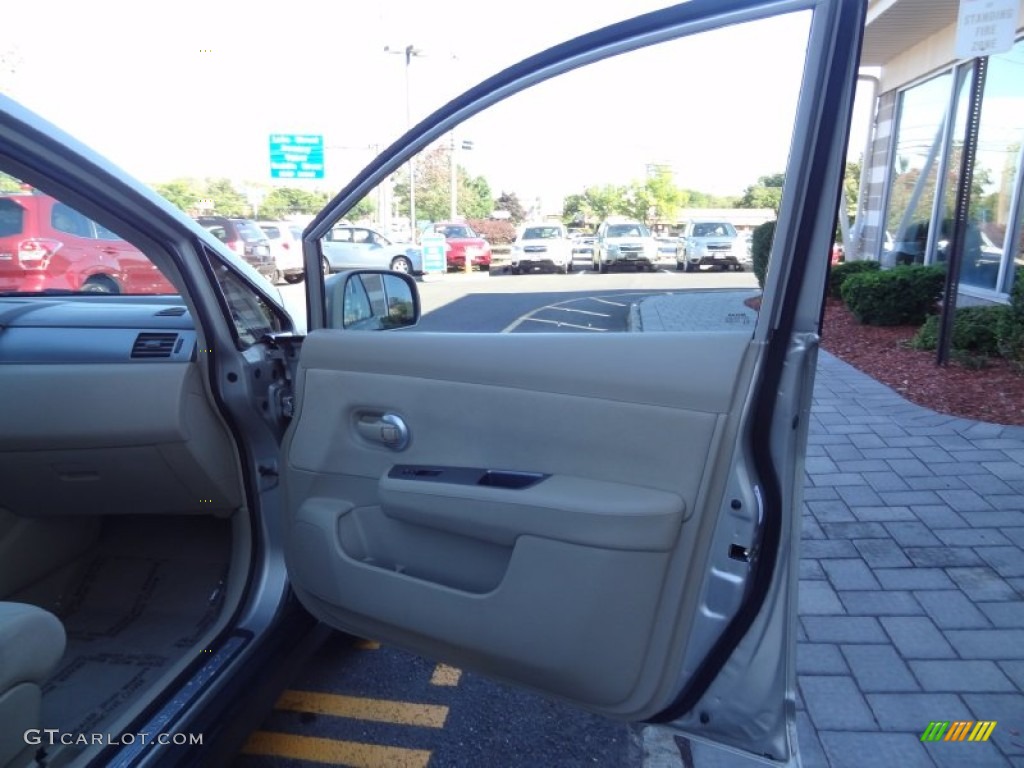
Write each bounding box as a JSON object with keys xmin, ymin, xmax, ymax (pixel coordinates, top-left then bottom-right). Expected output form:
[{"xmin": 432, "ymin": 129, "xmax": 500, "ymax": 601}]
[{"xmin": 854, "ymin": 0, "xmax": 1024, "ymax": 305}]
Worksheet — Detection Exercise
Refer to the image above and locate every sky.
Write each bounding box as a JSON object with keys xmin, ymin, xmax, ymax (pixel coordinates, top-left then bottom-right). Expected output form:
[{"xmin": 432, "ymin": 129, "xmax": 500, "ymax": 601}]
[{"xmin": 0, "ymin": 0, "xmax": 873, "ymax": 207}]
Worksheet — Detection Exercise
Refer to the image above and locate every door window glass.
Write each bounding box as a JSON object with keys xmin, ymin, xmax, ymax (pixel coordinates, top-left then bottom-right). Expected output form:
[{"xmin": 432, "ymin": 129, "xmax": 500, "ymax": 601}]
[
  {"xmin": 0, "ymin": 173, "xmax": 177, "ymax": 295},
  {"xmin": 329, "ymin": 10, "xmax": 809, "ymax": 336},
  {"xmin": 51, "ymin": 202, "xmax": 94, "ymax": 238}
]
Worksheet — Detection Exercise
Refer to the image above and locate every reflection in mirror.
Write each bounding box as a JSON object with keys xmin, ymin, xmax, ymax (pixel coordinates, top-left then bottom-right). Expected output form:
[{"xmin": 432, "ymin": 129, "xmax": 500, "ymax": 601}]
[
  {"xmin": 335, "ymin": 10, "xmax": 810, "ymax": 334},
  {"xmin": 328, "ymin": 270, "xmax": 420, "ymax": 331}
]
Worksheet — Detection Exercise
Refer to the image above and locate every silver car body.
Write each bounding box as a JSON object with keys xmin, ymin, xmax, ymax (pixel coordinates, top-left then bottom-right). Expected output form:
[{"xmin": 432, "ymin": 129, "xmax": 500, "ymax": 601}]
[
  {"xmin": 322, "ymin": 225, "xmax": 423, "ymax": 274},
  {"xmin": 594, "ymin": 219, "xmax": 659, "ymax": 272},
  {"xmin": 679, "ymin": 220, "xmax": 746, "ymax": 271}
]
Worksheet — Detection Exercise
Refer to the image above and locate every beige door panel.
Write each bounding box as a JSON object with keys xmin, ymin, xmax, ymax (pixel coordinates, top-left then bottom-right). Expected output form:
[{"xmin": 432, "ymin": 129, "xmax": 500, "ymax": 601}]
[{"xmin": 284, "ymin": 329, "xmax": 753, "ymax": 712}]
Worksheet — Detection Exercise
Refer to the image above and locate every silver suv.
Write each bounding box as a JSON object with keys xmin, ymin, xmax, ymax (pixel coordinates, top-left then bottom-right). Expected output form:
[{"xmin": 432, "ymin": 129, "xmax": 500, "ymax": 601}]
[
  {"xmin": 677, "ymin": 220, "xmax": 746, "ymax": 272},
  {"xmin": 593, "ymin": 219, "xmax": 659, "ymax": 273}
]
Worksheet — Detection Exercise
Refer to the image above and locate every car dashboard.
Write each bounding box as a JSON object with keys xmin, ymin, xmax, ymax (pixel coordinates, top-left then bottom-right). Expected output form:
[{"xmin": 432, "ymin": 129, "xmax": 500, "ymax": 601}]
[
  {"xmin": 0, "ymin": 296, "xmax": 198, "ymax": 363},
  {"xmin": 0, "ymin": 295, "xmax": 243, "ymax": 520}
]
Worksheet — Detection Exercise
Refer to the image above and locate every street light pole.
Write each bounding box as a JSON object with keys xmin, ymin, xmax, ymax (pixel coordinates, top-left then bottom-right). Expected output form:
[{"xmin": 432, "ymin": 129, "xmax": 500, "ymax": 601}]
[
  {"xmin": 449, "ymin": 131, "xmax": 458, "ymax": 221},
  {"xmin": 385, "ymin": 44, "xmax": 423, "ymax": 241}
]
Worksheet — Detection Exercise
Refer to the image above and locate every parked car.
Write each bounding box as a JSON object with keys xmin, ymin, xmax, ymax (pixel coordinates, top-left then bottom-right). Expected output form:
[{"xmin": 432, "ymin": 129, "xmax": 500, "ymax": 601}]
[
  {"xmin": 428, "ymin": 222, "xmax": 492, "ymax": 271},
  {"xmin": 195, "ymin": 215, "xmax": 276, "ymax": 281},
  {"xmin": 0, "ymin": 191, "xmax": 177, "ymax": 294},
  {"xmin": 677, "ymin": 220, "xmax": 746, "ymax": 272},
  {"xmin": 572, "ymin": 234, "xmax": 596, "ymax": 258},
  {"xmin": 259, "ymin": 221, "xmax": 305, "ymax": 284},
  {"xmin": 0, "ymin": 0, "xmax": 862, "ymax": 764},
  {"xmin": 321, "ymin": 225, "xmax": 422, "ymax": 275},
  {"xmin": 656, "ymin": 236, "xmax": 682, "ymax": 258},
  {"xmin": 510, "ymin": 221, "xmax": 573, "ymax": 274},
  {"xmin": 593, "ymin": 218, "xmax": 659, "ymax": 272}
]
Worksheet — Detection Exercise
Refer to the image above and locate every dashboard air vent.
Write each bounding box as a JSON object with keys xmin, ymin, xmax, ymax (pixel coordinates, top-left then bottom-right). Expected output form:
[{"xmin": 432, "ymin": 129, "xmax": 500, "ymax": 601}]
[{"xmin": 132, "ymin": 332, "xmax": 179, "ymax": 359}]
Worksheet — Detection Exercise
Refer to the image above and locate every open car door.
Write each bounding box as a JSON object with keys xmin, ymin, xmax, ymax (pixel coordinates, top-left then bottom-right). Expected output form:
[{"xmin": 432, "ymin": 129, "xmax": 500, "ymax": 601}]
[{"xmin": 284, "ymin": 0, "xmax": 865, "ymax": 762}]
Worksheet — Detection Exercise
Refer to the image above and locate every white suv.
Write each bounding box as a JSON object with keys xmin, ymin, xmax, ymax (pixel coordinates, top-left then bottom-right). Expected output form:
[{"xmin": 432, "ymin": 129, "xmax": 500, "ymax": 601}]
[
  {"xmin": 593, "ymin": 219, "xmax": 659, "ymax": 273},
  {"xmin": 258, "ymin": 221, "xmax": 305, "ymax": 283},
  {"xmin": 510, "ymin": 222, "xmax": 573, "ymax": 274},
  {"xmin": 677, "ymin": 220, "xmax": 746, "ymax": 272}
]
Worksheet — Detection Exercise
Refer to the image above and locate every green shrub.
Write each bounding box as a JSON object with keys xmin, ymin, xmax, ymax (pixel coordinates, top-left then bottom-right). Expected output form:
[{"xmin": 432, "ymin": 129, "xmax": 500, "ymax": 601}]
[
  {"xmin": 829, "ymin": 260, "xmax": 880, "ymax": 299},
  {"xmin": 751, "ymin": 220, "xmax": 775, "ymax": 289},
  {"xmin": 952, "ymin": 351, "xmax": 991, "ymax": 370},
  {"xmin": 997, "ymin": 266, "xmax": 1024, "ymax": 367},
  {"xmin": 911, "ymin": 315, "xmax": 939, "ymax": 350},
  {"xmin": 911, "ymin": 305, "xmax": 1008, "ymax": 358},
  {"xmin": 841, "ymin": 264, "xmax": 946, "ymax": 326}
]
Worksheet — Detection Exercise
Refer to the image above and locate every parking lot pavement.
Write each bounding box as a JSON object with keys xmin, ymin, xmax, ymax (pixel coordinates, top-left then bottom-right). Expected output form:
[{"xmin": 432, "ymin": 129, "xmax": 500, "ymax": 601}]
[{"xmin": 634, "ymin": 291, "xmax": 1024, "ymax": 768}]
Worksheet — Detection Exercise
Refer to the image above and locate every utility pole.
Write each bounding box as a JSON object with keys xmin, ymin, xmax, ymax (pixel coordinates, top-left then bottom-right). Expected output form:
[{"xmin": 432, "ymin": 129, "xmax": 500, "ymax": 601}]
[
  {"xmin": 385, "ymin": 44, "xmax": 424, "ymax": 242},
  {"xmin": 449, "ymin": 132, "xmax": 458, "ymax": 221}
]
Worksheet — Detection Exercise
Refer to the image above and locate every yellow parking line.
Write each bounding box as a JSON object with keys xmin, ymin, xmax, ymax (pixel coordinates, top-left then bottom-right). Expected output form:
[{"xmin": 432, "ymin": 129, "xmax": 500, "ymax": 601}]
[
  {"xmin": 430, "ymin": 664, "xmax": 462, "ymax": 687},
  {"xmin": 242, "ymin": 731, "xmax": 430, "ymax": 768},
  {"xmin": 276, "ymin": 690, "xmax": 448, "ymax": 728}
]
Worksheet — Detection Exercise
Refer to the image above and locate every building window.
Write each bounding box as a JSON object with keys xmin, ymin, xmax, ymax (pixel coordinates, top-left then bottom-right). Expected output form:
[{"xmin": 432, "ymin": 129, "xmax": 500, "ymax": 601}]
[
  {"xmin": 882, "ymin": 40, "xmax": 1024, "ymax": 298},
  {"xmin": 886, "ymin": 71, "xmax": 953, "ymax": 267},
  {"xmin": 942, "ymin": 41, "xmax": 1024, "ymax": 294}
]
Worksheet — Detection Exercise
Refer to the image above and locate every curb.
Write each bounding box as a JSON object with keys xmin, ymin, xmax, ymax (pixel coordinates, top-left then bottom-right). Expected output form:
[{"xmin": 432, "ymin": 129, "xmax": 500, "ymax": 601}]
[{"xmin": 627, "ymin": 302, "xmax": 644, "ymax": 333}]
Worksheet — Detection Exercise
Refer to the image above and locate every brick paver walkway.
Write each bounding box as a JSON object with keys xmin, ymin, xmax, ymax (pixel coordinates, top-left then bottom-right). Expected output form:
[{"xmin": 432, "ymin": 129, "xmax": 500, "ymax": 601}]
[{"xmin": 636, "ymin": 291, "xmax": 1024, "ymax": 768}]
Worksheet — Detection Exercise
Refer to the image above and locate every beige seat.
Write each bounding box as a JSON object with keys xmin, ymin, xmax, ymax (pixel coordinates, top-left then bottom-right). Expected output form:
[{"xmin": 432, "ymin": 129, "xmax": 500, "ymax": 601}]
[{"xmin": 0, "ymin": 603, "xmax": 65, "ymax": 768}]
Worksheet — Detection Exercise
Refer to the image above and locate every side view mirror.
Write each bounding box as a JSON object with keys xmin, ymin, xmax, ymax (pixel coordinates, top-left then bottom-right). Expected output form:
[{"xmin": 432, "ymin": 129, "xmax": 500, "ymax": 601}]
[{"xmin": 325, "ymin": 269, "xmax": 421, "ymax": 331}]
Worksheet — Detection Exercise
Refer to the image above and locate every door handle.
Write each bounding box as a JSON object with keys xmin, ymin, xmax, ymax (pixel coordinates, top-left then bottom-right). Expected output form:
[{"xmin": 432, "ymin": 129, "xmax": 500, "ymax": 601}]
[{"xmin": 356, "ymin": 412, "xmax": 410, "ymax": 450}]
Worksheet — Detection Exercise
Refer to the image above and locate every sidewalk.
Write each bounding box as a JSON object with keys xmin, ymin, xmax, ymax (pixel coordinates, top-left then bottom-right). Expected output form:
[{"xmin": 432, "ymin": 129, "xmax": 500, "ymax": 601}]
[{"xmin": 633, "ymin": 291, "xmax": 1024, "ymax": 768}]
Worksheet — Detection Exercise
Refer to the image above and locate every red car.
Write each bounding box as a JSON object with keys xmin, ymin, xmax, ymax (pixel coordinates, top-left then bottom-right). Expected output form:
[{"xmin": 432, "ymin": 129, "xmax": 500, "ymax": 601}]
[
  {"xmin": 0, "ymin": 191, "xmax": 176, "ymax": 294},
  {"xmin": 430, "ymin": 222, "xmax": 492, "ymax": 271}
]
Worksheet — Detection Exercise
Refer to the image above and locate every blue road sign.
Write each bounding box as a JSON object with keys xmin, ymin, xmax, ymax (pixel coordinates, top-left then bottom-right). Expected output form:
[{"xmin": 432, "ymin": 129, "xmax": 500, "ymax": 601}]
[{"xmin": 269, "ymin": 134, "xmax": 324, "ymax": 179}]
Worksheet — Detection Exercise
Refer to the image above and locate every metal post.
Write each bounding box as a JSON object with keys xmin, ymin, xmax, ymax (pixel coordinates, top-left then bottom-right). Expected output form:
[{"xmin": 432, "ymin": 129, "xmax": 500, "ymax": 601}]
[
  {"xmin": 450, "ymin": 132, "xmax": 458, "ymax": 221},
  {"xmin": 404, "ymin": 46, "xmax": 417, "ymax": 244},
  {"xmin": 937, "ymin": 57, "xmax": 987, "ymax": 366},
  {"xmin": 387, "ymin": 44, "xmax": 422, "ymax": 242}
]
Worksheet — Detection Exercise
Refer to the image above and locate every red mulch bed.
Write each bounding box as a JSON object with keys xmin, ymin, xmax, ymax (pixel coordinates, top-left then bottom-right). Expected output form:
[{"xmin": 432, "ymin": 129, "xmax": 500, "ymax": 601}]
[
  {"xmin": 819, "ymin": 298, "xmax": 1024, "ymax": 427},
  {"xmin": 744, "ymin": 295, "xmax": 1024, "ymax": 426}
]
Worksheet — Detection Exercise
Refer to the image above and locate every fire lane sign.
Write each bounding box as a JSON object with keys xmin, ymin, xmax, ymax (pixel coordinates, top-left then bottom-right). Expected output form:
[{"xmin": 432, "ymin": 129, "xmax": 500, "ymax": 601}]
[
  {"xmin": 955, "ymin": 0, "xmax": 1018, "ymax": 58},
  {"xmin": 269, "ymin": 134, "xmax": 324, "ymax": 179}
]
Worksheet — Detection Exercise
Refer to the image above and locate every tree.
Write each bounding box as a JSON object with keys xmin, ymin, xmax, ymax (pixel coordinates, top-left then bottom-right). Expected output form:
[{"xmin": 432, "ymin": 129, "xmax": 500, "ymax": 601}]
[
  {"xmin": 562, "ymin": 193, "xmax": 590, "ymax": 226},
  {"xmin": 392, "ymin": 145, "xmax": 493, "ymax": 222},
  {"xmin": 0, "ymin": 171, "xmax": 24, "ymax": 193},
  {"xmin": 461, "ymin": 174, "xmax": 492, "ymax": 219},
  {"xmin": 618, "ymin": 181, "xmax": 655, "ymax": 223},
  {"xmin": 582, "ymin": 184, "xmax": 626, "ymax": 222},
  {"xmin": 835, "ymin": 158, "xmax": 862, "ymax": 244},
  {"xmin": 642, "ymin": 169, "xmax": 683, "ymax": 224},
  {"xmin": 153, "ymin": 179, "xmax": 203, "ymax": 213},
  {"xmin": 843, "ymin": 158, "xmax": 861, "ymax": 219},
  {"xmin": 259, "ymin": 187, "xmax": 330, "ymax": 220},
  {"xmin": 203, "ymin": 178, "xmax": 249, "ymax": 217},
  {"xmin": 737, "ymin": 173, "xmax": 785, "ymax": 212},
  {"xmin": 494, "ymin": 191, "xmax": 527, "ymax": 223},
  {"xmin": 346, "ymin": 197, "xmax": 376, "ymax": 221}
]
